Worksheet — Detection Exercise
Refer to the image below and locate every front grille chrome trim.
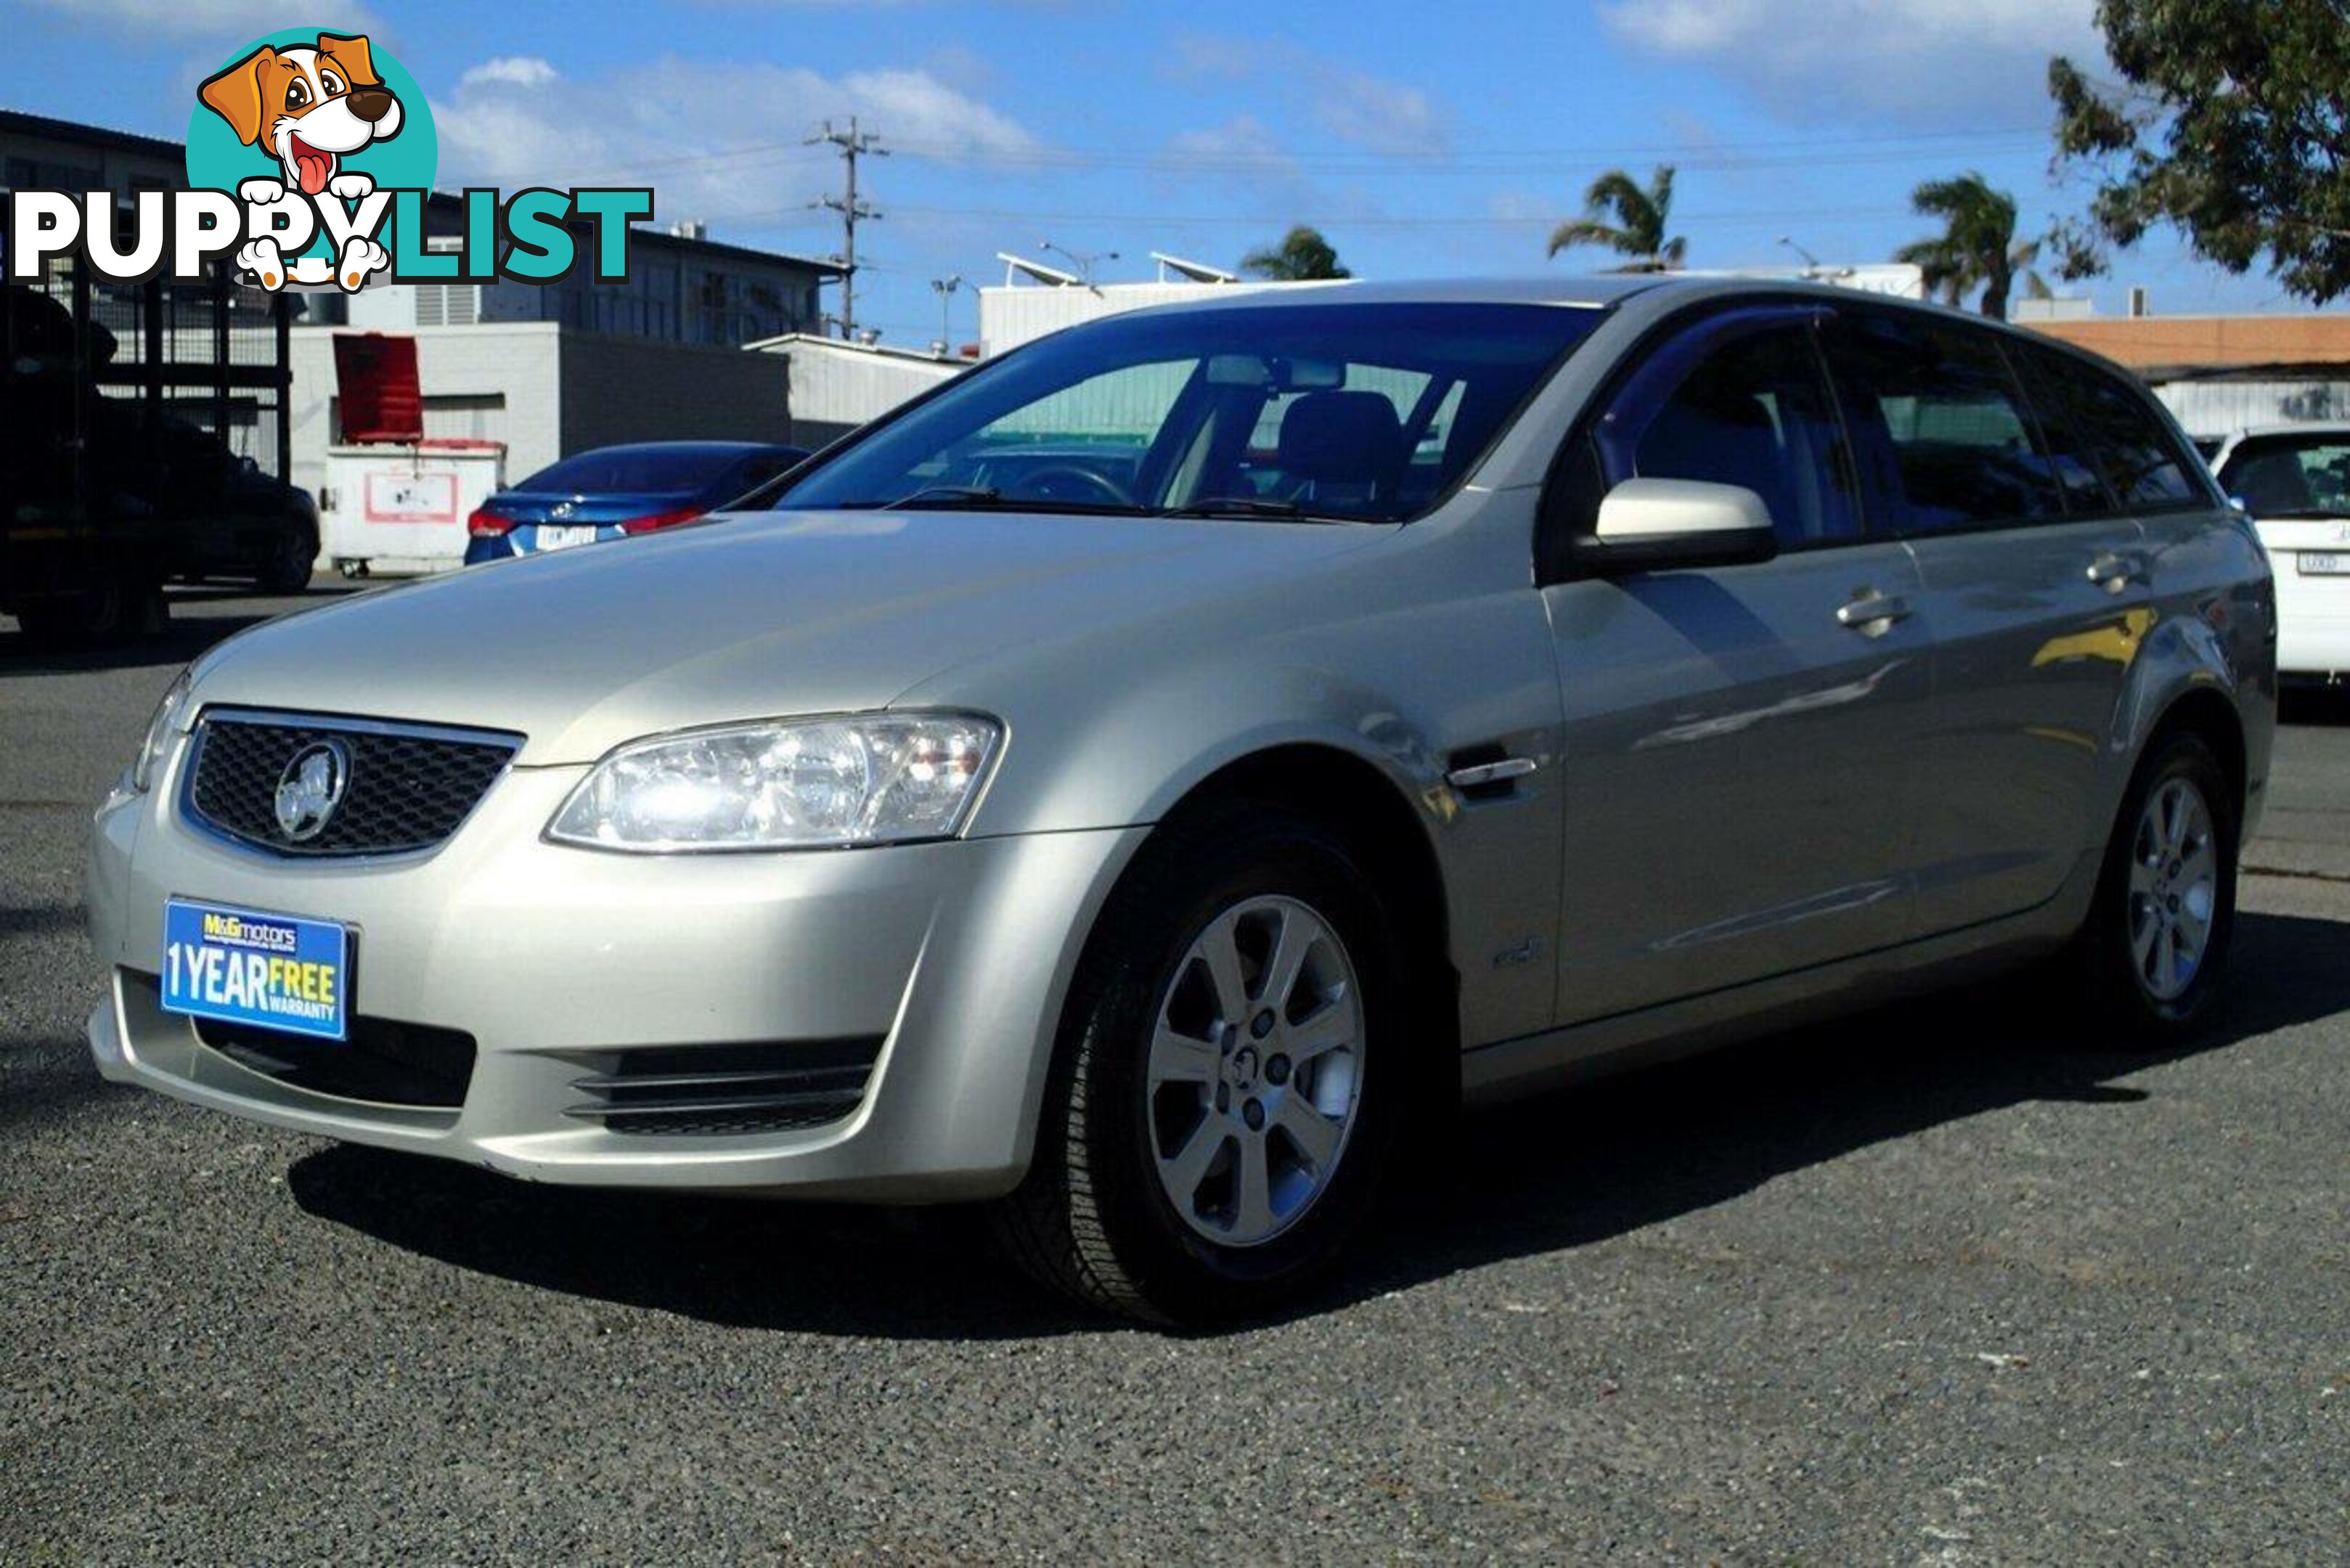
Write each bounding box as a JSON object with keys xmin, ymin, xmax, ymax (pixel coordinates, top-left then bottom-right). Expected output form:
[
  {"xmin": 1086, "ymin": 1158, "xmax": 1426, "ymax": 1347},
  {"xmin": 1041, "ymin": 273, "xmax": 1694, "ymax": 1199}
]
[{"xmin": 180, "ymin": 706, "xmax": 525, "ymax": 862}]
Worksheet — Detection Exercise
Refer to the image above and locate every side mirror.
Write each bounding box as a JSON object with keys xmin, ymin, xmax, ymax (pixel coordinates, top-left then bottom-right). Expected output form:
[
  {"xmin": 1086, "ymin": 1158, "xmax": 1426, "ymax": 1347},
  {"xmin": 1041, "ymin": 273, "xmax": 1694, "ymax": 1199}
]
[{"xmin": 1581, "ymin": 478, "xmax": 1779, "ymax": 573}]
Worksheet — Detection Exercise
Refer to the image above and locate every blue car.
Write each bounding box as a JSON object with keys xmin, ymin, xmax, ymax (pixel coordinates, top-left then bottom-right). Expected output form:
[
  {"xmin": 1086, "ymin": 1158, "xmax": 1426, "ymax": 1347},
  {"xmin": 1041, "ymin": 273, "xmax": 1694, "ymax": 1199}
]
[{"xmin": 464, "ymin": 441, "xmax": 807, "ymax": 564}]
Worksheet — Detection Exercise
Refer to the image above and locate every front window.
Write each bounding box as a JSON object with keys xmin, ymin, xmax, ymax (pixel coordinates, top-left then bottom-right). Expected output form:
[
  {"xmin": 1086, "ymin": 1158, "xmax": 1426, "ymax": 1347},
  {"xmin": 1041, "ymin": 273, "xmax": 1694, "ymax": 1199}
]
[
  {"xmin": 771, "ymin": 302, "xmax": 1605, "ymax": 523},
  {"xmin": 2218, "ymin": 433, "xmax": 2350, "ymax": 518}
]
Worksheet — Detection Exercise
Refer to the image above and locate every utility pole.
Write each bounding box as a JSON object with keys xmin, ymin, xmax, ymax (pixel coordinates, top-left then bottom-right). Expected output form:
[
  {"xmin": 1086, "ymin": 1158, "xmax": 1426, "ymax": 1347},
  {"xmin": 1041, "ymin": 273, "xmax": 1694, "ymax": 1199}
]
[{"xmin": 807, "ymin": 117, "xmax": 886, "ymax": 339}]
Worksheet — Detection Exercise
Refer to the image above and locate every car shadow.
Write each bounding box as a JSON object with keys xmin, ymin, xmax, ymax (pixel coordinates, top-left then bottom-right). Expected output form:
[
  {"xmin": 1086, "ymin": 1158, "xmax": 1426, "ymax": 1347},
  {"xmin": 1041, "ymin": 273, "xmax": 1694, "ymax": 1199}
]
[
  {"xmin": 2278, "ymin": 686, "xmax": 2350, "ymax": 727},
  {"xmin": 285, "ymin": 909, "xmax": 2350, "ymax": 1339},
  {"xmin": 0, "ymin": 587, "xmax": 346, "ymax": 676}
]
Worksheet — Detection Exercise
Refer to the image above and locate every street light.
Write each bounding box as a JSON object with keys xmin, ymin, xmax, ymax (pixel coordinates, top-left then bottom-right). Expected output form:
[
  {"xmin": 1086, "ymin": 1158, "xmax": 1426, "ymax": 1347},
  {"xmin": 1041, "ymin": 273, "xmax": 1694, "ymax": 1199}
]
[
  {"xmin": 1040, "ymin": 240, "xmax": 1119, "ymax": 287},
  {"xmin": 929, "ymin": 275, "xmax": 964, "ymax": 356},
  {"xmin": 1778, "ymin": 235, "xmax": 1823, "ymax": 270}
]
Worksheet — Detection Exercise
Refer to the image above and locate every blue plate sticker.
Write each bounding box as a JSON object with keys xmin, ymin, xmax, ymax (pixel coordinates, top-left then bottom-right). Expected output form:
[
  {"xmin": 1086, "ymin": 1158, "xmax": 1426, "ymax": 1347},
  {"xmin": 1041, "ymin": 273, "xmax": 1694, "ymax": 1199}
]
[{"xmin": 161, "ymin": 899, "xmax": 349, "ymax": 1042}]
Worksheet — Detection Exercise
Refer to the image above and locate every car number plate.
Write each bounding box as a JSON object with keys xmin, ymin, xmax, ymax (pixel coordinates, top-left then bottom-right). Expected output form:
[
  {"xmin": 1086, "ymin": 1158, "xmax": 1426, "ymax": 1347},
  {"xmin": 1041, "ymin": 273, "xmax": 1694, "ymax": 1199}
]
[
  {"xmin": 2299, "ymin": 552, "xmax": 2346, "ymax": 575},
  {"xmin": 160, "ymin": 898, "xmax": 349, "ymax": 1042},
  {"xmin": 535, "ymin": 525, "xmax": 600, "ymax": 552}
]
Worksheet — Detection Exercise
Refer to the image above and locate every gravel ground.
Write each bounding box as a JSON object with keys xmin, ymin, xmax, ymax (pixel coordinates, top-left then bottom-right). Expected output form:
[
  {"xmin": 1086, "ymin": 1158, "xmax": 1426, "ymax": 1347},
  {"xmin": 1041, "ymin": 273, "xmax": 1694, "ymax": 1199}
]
[{"xmin": 3, "ymin": 590, "xmax": 2345, "ymax": 1563}]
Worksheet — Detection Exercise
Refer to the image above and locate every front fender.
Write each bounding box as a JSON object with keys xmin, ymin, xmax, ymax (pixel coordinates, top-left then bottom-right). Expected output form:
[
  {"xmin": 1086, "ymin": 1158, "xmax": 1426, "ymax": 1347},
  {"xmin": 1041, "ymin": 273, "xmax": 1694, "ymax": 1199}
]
[{"xmin": 899, "ymin": 544, "xmax": 1570, "ymax": 1047}]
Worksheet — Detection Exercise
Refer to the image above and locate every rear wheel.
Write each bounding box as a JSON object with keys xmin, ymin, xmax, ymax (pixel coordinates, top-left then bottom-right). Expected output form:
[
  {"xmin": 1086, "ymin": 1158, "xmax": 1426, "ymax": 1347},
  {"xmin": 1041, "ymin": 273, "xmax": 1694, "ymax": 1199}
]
[
  {"xmin": 2071, "ymin": 730, "xmax": 2238, "ymax": 1040},
  {"xmin": 994, "ymin": 808, "xmax": 1407, "ymax": 1323},
  {"xmin": 257, "ymin": 523, "xmax": 317, "ymax": 595}
]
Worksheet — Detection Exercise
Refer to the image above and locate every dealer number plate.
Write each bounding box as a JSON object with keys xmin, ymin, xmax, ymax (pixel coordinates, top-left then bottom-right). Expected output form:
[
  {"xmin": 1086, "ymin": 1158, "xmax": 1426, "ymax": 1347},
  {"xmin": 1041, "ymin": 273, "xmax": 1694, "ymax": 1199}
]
[{"xmin": 160, "ymin": 898, "xmax": 349, "ymax": 1042}]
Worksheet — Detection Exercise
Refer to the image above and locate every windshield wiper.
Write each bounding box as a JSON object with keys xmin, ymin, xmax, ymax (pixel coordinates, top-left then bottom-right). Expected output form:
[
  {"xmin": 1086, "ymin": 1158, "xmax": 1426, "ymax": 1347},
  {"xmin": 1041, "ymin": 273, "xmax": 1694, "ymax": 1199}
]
[
  {"xmin": 1157, "ymin": 497, "xmax": 1368, "ymax": 523},
  {"xmin": 877, "ymin": 485, "xmax": 1149, "ymax": 515},
  {"xmin": 2245, "ymin": 505, "xmax": 2350, "ymax": 520}
]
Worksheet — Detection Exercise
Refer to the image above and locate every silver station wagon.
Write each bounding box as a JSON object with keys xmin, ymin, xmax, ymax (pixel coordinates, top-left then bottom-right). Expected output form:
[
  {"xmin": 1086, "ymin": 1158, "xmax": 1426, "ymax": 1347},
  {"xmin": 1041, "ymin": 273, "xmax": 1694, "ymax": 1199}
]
[{"xmin": 88, "ymin": 279, "xmax": 2274, "ymax": 1322}]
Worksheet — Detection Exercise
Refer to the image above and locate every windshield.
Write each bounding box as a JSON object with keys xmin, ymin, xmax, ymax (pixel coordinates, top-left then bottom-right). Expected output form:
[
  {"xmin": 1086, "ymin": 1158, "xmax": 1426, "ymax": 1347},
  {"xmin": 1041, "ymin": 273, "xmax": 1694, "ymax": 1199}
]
[
  {"xmin": 514, "ymin": 447, "xmax": 759, "ymax": 497},
  {"xmin": 2219, "ymin": 433, "xmax": 2350, "ymax": 517},
  {"xmin": 771, "ymin": 301, "xmax": 1604, "ymax": 523}
]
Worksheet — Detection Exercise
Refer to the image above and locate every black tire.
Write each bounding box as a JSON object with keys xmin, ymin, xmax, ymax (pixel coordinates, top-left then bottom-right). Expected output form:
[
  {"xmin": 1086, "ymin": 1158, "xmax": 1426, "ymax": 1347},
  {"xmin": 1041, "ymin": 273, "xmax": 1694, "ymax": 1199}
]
[
  {"xmin": 993, "ymin": 805, "xmax": 1411, "ymax": 1324},
  {"xmin": 2067, "ymin": 728, "xmax": 2239, "ymax": 1041},
  {"xmin": 14, "ymin": 572, "xmax": 164, "ymax": 649},
  {"xmin": 257, "ymin": 525, "xmax": 318, "ymax": 595}
]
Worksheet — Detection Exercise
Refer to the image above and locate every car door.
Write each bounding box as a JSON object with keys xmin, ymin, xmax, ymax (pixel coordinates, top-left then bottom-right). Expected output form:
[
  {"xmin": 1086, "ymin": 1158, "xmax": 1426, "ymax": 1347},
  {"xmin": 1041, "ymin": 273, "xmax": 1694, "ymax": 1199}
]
[
  {"xmin": 1822, "ymin": 312, "xmax": 2152, "ymax": 934},
  {"xmin": 1538, "ymin": 306, "xmax": 1936, "ymax": 1026}
]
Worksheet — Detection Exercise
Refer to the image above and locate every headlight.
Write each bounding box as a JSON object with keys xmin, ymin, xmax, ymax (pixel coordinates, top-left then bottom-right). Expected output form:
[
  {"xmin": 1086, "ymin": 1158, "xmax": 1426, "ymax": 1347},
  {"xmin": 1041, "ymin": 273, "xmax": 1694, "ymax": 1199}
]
[
  {"xmin": 131, "ymin": 669, "xmax": 192, "ymax": 792},
  {"xmin": 547, "ymin": 713, "xmax": 1001, "ymax": 852}
]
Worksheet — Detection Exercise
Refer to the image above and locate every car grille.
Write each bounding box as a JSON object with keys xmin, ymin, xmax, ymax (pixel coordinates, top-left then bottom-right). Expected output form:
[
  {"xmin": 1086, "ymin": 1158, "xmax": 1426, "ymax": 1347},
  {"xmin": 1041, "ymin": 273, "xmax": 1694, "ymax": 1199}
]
[
  {"xmin": 185, "ymin": 711, "xmax": 521, "ymax": 857},
  {"xmin": 563, "ymin": 1039, "xmax": 884, "ymax": 1137},
  {"xmin": 193, "ymin": 1013, "xmax": 478, "ymax": 1108}
]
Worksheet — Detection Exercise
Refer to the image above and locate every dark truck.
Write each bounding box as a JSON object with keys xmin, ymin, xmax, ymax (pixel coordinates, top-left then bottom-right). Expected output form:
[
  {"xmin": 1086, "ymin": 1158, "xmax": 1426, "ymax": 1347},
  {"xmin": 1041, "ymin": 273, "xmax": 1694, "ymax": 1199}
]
[{"xmin": 3, "ymin": 264, "xmax": 306, "ymax": 648}]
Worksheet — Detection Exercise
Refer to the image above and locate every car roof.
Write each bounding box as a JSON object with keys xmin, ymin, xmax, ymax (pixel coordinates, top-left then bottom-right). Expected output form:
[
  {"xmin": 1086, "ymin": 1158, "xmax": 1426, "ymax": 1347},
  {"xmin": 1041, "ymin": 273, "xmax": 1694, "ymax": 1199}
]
[
  {"xmin": 1121, "ymin": 275, "xmax": 1668, "ymax": 317},
  {"xmin": 1104, "ymin": 274, "xmax": 2103, "ymax": 351},
  {"xmin": 556, "ymin": 441, "xmax": 799, "ymax": 460}
]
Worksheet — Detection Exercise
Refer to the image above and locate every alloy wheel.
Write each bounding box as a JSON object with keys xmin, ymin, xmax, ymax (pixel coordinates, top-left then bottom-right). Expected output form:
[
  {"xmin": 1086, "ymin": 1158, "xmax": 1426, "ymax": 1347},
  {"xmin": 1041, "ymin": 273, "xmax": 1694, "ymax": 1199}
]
[
  {"xmin": 1145, "ymin": 895, "xmax": 1365, "ymax": 1247},
  {"xmin": 2126, "ymin": 777, "xmax": 2219, "ymax": 1003}
]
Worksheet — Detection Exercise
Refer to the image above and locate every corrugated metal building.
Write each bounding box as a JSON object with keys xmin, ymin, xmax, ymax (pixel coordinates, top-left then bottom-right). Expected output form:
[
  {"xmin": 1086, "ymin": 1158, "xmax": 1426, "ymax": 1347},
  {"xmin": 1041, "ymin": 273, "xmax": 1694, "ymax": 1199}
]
[{"xmin": 745, "ymin": 333, "xmax": 967, "ymax": 449}]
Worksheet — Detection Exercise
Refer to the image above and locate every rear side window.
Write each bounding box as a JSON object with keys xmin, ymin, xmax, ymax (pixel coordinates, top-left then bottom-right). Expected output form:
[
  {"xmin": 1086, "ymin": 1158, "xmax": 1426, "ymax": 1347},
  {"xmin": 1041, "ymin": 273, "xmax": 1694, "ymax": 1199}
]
[
  {"xmin": 2007, "ymin": 343, "xmax": 2117, "ymax": 513},
  {"xmin": 1824, "ymin": 313, "xmax": 2065, "ymax": 534},
  {"xmin": 1599, "ymin": 321, "xmax": 1864, "ymax": 548},
  {"xmin": 2025, "ymin": 348, "xmax": 2206, "ymax": 512}
]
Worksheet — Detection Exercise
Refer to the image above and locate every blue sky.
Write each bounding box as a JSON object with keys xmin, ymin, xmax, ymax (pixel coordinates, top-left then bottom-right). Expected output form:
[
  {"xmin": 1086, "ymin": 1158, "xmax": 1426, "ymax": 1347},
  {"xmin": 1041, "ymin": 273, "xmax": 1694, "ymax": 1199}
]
[{"xmin": 12, "ymin": 0, "xmax": 2311, "ymax": 345}]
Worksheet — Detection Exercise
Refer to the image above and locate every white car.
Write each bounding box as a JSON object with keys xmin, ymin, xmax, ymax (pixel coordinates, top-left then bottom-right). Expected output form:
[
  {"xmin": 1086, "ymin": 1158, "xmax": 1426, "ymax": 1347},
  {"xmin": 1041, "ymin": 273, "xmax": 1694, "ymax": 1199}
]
[{"xmin": 2211, "ymin": 423, "xmax": 2350, "ymax": 682}]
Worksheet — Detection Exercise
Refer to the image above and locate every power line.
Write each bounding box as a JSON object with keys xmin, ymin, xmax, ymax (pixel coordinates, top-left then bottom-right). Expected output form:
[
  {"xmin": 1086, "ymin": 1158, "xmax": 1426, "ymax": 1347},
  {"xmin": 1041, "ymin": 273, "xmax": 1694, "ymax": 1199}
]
[
  {"xmin": 555, "ymin": 123, "xmax": 2051, "ymax": 186},
  {"xmin": 807, "ymin": 116, "xmax": 887, "ymax": 338}
]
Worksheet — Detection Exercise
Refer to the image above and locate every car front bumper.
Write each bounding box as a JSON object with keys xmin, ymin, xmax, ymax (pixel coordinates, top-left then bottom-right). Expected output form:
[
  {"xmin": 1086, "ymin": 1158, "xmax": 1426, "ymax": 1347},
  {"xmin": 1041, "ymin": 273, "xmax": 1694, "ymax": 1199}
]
[{"xmin": 86, "ymin": 752, "xmax": 1144, "ymax": 1200}]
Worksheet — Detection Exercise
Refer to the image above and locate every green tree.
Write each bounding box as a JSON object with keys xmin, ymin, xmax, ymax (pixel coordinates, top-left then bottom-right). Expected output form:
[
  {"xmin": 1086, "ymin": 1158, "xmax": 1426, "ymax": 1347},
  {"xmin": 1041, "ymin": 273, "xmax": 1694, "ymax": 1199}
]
[
  {"xmin": 1239, "ymin": 226, "xmax": 1353, "ymax": 281},
  {"xmin": 1547, "ymin": 166, "xmax": 1686, "ymax": 271},
  {"xmin": 2051, "ymin": 0, "xmax": 2350, "ymax": 303},
  {"xmin": 1893, "ymin": 173, "xmax": 2049, "ymax": 319}
]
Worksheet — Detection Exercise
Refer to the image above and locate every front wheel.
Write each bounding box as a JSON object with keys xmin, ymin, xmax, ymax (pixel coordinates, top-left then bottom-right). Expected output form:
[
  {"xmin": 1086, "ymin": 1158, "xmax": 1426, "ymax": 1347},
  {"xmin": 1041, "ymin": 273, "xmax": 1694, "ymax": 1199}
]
[
  {"xmin": 2072, "ymin": 730, "xmax": 2239, "ymax": 1039},
  {"xmin": 995, "ymin": 809, "xmax": 1408, "ymax": 1323}
]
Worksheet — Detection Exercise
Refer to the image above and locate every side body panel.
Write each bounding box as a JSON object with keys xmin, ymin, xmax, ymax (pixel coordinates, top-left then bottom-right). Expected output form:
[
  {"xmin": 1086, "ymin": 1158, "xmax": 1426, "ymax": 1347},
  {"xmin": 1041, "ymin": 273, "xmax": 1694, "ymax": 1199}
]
[
  {"xmin": 1541, "ymin": 544, "xmax": 1934, "ymax": 1024},
  {"xmin": 1900, "ymin": 515, "xmax": 2150, "ymax": 930}
]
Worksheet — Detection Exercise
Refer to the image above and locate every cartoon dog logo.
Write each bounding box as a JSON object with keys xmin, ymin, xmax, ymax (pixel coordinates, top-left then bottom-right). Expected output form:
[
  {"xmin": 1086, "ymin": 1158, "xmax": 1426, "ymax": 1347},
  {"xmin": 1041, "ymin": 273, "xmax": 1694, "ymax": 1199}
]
[{"xmin": 199, "ymin": 33, "xmax": 399, "ymax": 290}]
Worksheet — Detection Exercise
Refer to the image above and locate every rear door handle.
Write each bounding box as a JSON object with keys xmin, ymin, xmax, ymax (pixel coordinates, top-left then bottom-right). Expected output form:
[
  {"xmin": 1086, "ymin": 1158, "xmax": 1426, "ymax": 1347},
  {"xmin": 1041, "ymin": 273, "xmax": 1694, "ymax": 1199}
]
[
  {"xmin": 2087, "ymin": 553, "xmax": 2140, "ymax": 592},
  {"xmin": 1836, "ymin": 591, "xmax": 1912, "ymax": 634}
]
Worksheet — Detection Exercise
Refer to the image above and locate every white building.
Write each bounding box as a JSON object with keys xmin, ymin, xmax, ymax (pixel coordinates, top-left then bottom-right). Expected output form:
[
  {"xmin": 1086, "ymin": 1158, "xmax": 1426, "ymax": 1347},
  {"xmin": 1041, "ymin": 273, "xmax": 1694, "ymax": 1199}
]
[
  {"xmin": 743, "ymin": 333, "xmax": 967, "ymax": 449},
  {"xmin": 290, "ymin": 220, "xmax": 843, "ymax": 495}
]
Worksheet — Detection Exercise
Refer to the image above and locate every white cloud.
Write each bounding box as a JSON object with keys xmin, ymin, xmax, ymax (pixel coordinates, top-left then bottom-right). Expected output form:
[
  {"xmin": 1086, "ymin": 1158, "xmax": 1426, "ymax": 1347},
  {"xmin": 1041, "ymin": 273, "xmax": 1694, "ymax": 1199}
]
[
  {"xmin": 1164, "ymin": 36, "xmax": 1448, "ymax": 157},
  {"xmin": 1602, "ymin": 0, "xmax": 2104, "ymax": 126},
  {"xmin": 1167, "ymin": 115, "xmax": 1297, "ymax": 173},
  {"xmin": 459, "ymin": 57, "xmax": 560, "ymax": 91},
  {"xmin": 431, "ymin": 54, "xmax": 1040, "ymax": 234}
]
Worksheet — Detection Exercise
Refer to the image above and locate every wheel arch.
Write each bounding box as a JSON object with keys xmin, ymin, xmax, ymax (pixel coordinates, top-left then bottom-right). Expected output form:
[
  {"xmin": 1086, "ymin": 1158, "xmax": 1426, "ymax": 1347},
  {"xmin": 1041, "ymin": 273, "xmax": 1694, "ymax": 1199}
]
[
  {"xmin": 1130, "ymin": 741, "xmax": 1462, "ymax": 1061},
  {"xmin": 2144, "ymin": 685, "xmax": 2249, "ymax": 822}
]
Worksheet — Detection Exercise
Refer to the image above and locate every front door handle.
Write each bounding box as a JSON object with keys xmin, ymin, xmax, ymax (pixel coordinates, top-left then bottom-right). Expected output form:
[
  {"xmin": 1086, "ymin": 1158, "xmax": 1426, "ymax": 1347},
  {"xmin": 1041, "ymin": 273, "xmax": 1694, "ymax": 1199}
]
[
  {"xmin": 1836, "ymin": 591, "xmax": 1912, "ymax": 634},
  {"xmin": 2087, "ymin": 553, "xmax": 2140, "ymax": 593}
]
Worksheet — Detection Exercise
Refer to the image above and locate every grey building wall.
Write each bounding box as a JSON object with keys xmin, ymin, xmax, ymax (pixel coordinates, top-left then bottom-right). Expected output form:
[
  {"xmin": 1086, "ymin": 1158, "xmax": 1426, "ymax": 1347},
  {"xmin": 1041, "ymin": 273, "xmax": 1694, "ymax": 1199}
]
[{"xmin": 558, "ymin": 332, "xmax": 792, "ymax": 457}]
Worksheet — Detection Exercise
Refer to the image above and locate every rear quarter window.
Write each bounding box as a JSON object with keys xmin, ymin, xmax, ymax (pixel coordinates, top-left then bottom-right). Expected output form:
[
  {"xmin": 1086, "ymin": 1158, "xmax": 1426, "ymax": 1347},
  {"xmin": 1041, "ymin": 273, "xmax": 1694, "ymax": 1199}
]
[{"xmin": 2025, "ymin": 348, "xmax": 2208, "ymax": 513}]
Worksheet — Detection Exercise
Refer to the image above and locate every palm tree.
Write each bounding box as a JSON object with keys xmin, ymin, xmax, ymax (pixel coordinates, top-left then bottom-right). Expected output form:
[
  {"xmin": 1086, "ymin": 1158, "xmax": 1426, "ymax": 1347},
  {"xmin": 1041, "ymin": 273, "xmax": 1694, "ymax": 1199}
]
[
  {"xmin": 1893, "ymin": 173, "xmax": 2049, "ymax": 319},
  {"xmin": 1239, "ymin": 226, "xmax": 1352, "ymax": 281},
  {"xmin": 1547, "ymin": 166, "xmax": 1686, "ymax": 271}
]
